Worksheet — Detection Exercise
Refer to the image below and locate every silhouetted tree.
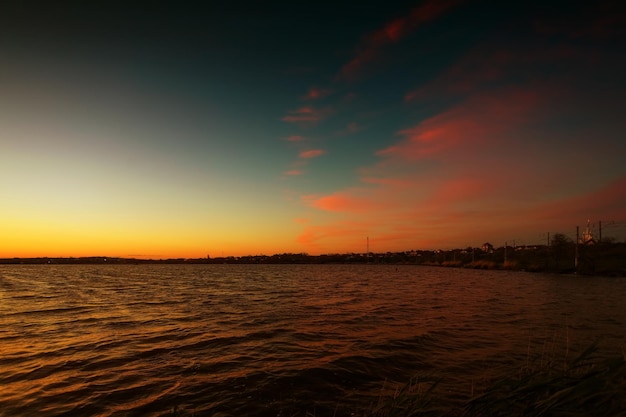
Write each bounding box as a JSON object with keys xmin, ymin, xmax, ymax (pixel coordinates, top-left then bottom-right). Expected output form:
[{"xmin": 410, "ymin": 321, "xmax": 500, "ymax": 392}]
[{"xmin": 551, "ymin": 233, "xmax": 574, "ymax": 271}]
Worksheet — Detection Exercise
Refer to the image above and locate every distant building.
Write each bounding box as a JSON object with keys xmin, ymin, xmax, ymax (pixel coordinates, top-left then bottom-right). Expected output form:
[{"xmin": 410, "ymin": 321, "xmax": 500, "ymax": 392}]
[
  {"xmin": 481, "ymin": 242, "xmax": 494, "ymax": 253},
  {"xmin": 581, "ymin": 220, "xmax": 596, "ymax": 244}
]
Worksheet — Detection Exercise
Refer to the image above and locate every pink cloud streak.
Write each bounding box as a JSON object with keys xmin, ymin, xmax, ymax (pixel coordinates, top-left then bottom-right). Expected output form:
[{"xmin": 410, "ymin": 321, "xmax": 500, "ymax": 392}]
[
  {"xmin": 304, "ymin": 191, "xmax": 388, "ymax": 213},
  {"xmin": 283, "ymin": 169, "xmax": 304, "ymax": 176},
  {"xmin": 380, "ymin": 88, "xmax": 539, "ymax": 161},
  {"xmin": 299, "ymin": 149, "xmax": 325, "ymax": 159}
]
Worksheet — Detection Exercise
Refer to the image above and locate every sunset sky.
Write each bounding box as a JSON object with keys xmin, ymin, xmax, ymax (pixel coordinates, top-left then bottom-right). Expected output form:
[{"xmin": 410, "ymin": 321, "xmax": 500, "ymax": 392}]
[{"xmin": 2, "ymin": 0, "xmax": 625, "ymax": 258}]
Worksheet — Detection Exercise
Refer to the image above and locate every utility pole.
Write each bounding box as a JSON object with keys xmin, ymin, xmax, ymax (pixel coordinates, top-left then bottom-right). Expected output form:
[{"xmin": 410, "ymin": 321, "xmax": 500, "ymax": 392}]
[
  {"xmin": 504, "ymin": 241, "xmax": 507, "ymax": 264},
  {"xmin": 599, "ymin": 221, "xmax": 602, "ymax": 243},
  {"xmin": 575, "ymin": 226, "xmax": 579, "ymax": 273},
  {"xmin": 547, "ymin": 232, "xmax": 550, "ymax": 247}
]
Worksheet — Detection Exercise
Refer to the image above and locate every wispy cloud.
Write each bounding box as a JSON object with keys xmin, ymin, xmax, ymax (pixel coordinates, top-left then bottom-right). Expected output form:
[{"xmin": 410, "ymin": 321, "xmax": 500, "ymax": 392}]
[
  {"xmin": 381, "ymin": 88, "xmax": 539, "ymax": 161},
  {"xmin": 299, "ymin": 149, "xmax": 325, "ymax": 159},
  {"xmin": 283, "ymin": 169, "xmax": 304, "ymax": 176},
  {"xmin": 404, "ymin": 43, "xmax": 579, "ymax": 103},
  {"xmin": 282, "ymin": 106, "xmax": 333, "ymax": 125},
  {"xmin": 285, "ymin": 135, "xmax": 305, "ymax": 142},
  {"xmin": 302, "ymin": 87, "xmax": 333, "ymax": 101},
  {"xmin": 282, "ymin": 148, "xmax": 326, "ymax": 178},
  {"xmin": 336, "ymin": 122, "xmax": 363, "ymax": 136},
  {"xmin": 338, "ymin": 0, "xmax": 463, "ymax": 81},
  {"xmin": 303, "ymin": 190, "xmax": 388, "ymax": 213}
]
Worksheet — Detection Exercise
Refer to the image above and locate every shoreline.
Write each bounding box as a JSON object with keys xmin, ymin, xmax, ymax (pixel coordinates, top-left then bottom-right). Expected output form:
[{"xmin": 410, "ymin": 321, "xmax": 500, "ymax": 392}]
[{"xmin": 2, "ymin": 244, "xmax": 625, "ymax": 277}]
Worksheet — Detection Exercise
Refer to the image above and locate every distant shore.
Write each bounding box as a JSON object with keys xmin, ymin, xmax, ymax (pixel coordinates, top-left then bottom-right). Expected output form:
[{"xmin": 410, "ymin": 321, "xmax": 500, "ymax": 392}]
[{"xmin": 2, "ymin": 242, "xmax": 625, "ymax": 276}]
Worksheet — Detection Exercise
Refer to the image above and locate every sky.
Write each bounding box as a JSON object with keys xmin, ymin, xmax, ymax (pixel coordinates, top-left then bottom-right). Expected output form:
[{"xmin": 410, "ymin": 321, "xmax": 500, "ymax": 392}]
[{"xmin": 1, "ymin": 0, "xmax": 625, "ymax": 258}]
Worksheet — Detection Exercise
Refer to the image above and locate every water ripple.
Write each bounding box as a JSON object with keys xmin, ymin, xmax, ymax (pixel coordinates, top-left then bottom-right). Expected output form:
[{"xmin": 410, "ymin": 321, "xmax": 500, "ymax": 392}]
[{"xmin": 1, "ymin": 265, "xmax": 625, "ymax": 416}]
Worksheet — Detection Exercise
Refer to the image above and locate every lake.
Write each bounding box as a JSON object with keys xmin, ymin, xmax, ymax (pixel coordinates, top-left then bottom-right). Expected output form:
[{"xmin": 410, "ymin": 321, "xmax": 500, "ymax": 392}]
[{"xmin": 1, "ymin": 264, "xmax": 624, "ymax": 416}]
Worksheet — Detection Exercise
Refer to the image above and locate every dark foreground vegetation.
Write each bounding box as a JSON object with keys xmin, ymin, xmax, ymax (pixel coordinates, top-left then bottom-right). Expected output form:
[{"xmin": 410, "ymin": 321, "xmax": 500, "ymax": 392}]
[
  {"xmin": 166, "ymin": 343, "xmax": 625, "ymax": 417},
  {"xmin": 366, "ymin": 345, "xmax": 626, "ymax": 417},
  {"xmin": 3, "ymin": 237, "xmax": 625, "ymax": 276}
]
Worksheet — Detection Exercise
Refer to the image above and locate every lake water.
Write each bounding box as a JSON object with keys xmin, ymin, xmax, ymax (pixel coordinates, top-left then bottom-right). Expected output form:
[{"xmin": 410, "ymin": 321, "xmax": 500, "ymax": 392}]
[{"xmin": 1, "ymin": 264, "xmax": 625, "ymax": 416}]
